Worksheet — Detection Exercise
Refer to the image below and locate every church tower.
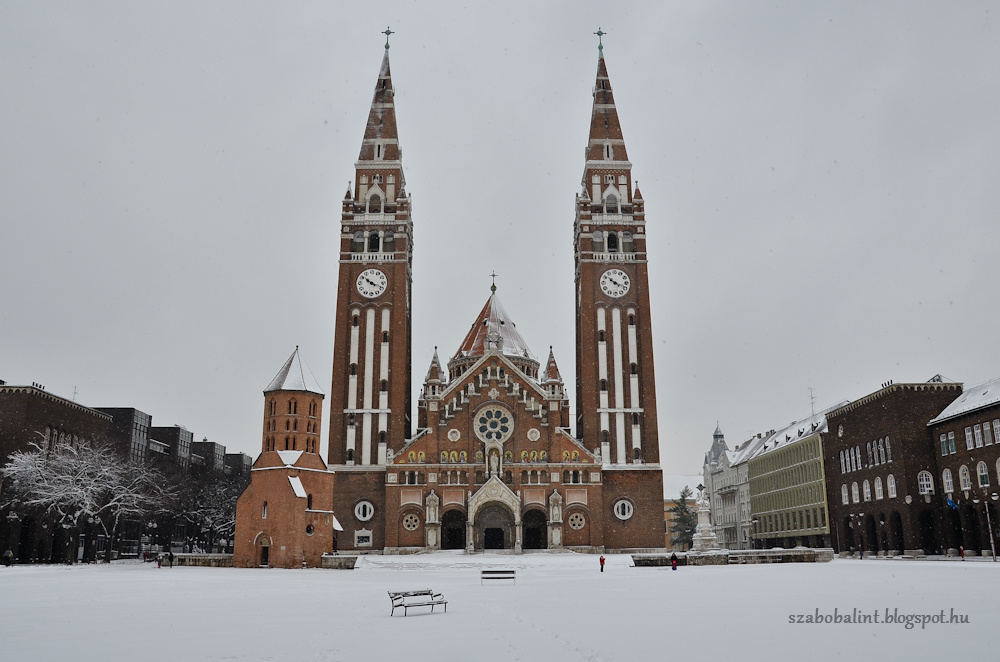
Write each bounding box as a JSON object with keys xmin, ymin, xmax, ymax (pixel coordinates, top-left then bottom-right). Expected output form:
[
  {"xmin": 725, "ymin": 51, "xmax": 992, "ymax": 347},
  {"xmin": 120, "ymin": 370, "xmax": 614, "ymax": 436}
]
[
  {"xmin": 327, "ymin": 43, "xmax": 413, "ymax": 550},
  {"xmin": 574, "ymin": 43, "xmax": 660, "ymax": 468},
  {"xmin": 574, "ymin": 40, "xmax": 664, "ymax": 549}
]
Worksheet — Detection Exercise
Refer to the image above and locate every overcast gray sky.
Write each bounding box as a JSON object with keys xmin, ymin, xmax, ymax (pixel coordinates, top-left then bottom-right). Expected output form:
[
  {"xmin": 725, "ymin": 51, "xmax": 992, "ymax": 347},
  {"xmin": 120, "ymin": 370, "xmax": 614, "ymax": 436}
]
[{"xmin": 3, "ymin": 2, "xmax": 998, "ymax": 487}]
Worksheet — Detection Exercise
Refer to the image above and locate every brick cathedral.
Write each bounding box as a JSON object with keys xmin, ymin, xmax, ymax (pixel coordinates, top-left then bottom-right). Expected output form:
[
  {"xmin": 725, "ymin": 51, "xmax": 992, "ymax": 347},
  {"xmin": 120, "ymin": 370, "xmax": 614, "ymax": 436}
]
[{"xmin": 234, "ymin": 40, "xmax": 665, "ymax": 567}]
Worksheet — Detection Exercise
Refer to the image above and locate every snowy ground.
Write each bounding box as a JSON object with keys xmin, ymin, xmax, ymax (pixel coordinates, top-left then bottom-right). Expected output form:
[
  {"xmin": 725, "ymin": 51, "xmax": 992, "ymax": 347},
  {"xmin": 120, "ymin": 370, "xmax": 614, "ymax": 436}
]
[{"xmin": 0, "ymin": 552, "xmax": 995, "ymax": 661}]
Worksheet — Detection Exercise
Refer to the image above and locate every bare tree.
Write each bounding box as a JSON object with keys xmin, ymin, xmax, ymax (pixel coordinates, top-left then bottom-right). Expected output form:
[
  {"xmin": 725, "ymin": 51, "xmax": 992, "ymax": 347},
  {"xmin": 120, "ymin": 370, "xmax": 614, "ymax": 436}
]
[{"xmin": 3, "ymin": 441, "xmax": 174, "ymax": 561}]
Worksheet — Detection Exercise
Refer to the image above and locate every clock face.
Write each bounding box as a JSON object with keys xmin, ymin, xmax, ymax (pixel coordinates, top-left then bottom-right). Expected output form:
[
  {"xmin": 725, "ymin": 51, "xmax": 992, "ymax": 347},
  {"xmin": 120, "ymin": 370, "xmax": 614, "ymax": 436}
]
[
  {"xmin": 356, "ymin": 268, "xmax": 388, "ymax": 298},
  {"xmin": 600, "ymin": 269, "xmax": 630, "ymax": 298}
]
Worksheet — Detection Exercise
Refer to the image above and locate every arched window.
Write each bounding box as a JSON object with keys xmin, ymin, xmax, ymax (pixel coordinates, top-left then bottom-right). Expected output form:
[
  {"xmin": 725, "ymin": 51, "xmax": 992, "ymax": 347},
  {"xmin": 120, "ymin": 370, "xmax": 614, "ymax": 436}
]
[
  {"xmin": 633, "ymin": 448, "xmax": 641, "ymax": 462},
  {"xmin": 307, "ymin": 494, "xmax": 313, "ymax": 509},
  {"xmin": 380, "ymin": 380, "xmax": 387, "ymax": 391},
  {"xmin": 599, "ymin": 330, "xmax": 605, "ymax": 342},
  {"xmin": 622, "ymin": 231, "xmax": 634, "ymax": 252},
  {"xmin": 350, "ymin": 364, "xmax": 357, "ymax": 376},
  {"xmin": 600, "ymin": 379, "xmax": 607, "ymax": 391},
  {"xmin": 285, "ymin": 420, "xmax": 290, "ymax": 431},
  {"xmin": 851, "ymin": 482, "xmax": 859, "ymax": 503},
  {"xmin": 628, "ymin": 314, "xmax": 635, "ymax": 326},
  {"xmin": 632, "ymin": 413, "xmax": 639, "ymax": 425},
  {"xmin": 602, "ymin": 430, "xmax": 609, "ymax": 445},
  {"xmin": 284, "ymin": 437, "xmax": 290, "ymax": 450},
  {"xmin": 978, "ymin": 461, "xmax": 990, "ymax": 487},
  {"xmin": 878, "ymin": 439, "xmax": 886, "ymax": 464},
  {"xmin": 875, "ymin": 477, "xmax": 884, "ymax": 500},
  {"xmin": 606, "ymin": 232, "xmax": 618, "ymax": 252},
  {"xmin": 917, "ymin": 471, "xmax": 934, "ymax": 495},
  {"xmin": 352, "ymin": 231, "xmax": 365, "ymax": 252},
  {"xmin": 841, "ymin": 484, "xmax": 849, "ymax": 505},
  {"xmin": 380, "ymin": 431, "xmax": 386, "ymax": 445},
  {"xmin": 942, "ymin": 469, "xmax": 953, "ymax": 493},
  {"xmin": 840, "ymin": 450, "xmax": 846, "ymax": 474},
  {"xmin": 262, "ymin": 502, "xmax": 268, "ymax": 519},
  {"xmin": 383, "ymin": 230, "xmax": 395, "ymax": 252},
  {"xmin": 885, "ymin": 438, "xmax": 892, "ymax": 462},
  {"xmin": 382, "ymin": 331, "xmax": 389, "ymax": 342},
  {"xmin": 368, "ymin": 194, "xmax": 381, "ymax": 214},
  {"xmin": 368, "ymin": 231, "xmax": 380, "ymax": 251},
  {"xmin": 867, "ymin": 442, "xmax": 873, "ymax": 466},
  {"xmin": 347, "ymin": 448, "xmax": 354, "ymax": 462},
  {"xmin": 606, "ymin": 194, "xmax": 619, "ymax": 213},
  {"xmin": 352, "ymin": 315, "xmax": 359, "ymax": 327},
  {"xmin": 630, "ymin": 363, "xmax": 637, "ymax": 374},
  {"xmin": 959, "ymin": 465, "xmax": 971, "ymax": 490},
  {"xmin": 863, "ymin": 480, "xmax": 872, "ymax": 501}
]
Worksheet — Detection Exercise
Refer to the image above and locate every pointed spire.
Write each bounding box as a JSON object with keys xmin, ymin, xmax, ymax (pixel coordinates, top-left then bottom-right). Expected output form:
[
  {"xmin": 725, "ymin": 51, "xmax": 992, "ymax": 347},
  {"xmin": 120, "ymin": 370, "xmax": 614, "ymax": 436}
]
[
  {"xmin": 714, "ymin": 422, "xmax": 724, "ymax": 438},
  {"xmin": 357, "ymin": 48, "xmax": 402, "ymax": 165},
  {"xmin": 265, "ymin": 347, "xmax": 324, "ymax": 394},
  {"xmin": 541, "ymin": 346, "xmax": 563, "ymax": 383},
  {"xmin": 585, "ymin": 54, "xmax": 629, "ymax": 164},
  {"xmin": 424, "ymin": 347, "xmax": 443, "ymax": 382}
]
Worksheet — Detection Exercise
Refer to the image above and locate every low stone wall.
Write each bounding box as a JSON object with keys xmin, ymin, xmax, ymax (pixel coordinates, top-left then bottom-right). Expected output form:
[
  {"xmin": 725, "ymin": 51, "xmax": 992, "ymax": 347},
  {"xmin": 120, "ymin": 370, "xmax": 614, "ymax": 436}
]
[
  {"xmin": 162, "ymin": 553, "xmax": 233, "ymax": 568},
  {"xmin": 321, "ymin": 554, "xmax": 360, "ymax": 569},
  {"xmin": 633, "ymin": 547, "xmax": 835, "ymax": 567}
]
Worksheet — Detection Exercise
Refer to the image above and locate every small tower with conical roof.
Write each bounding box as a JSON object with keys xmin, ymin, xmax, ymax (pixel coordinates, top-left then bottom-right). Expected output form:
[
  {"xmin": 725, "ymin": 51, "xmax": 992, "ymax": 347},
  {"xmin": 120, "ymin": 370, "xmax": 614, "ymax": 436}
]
[{"xmin": 261, "ymin": 346, "xmax": 325, "ymax": 456}]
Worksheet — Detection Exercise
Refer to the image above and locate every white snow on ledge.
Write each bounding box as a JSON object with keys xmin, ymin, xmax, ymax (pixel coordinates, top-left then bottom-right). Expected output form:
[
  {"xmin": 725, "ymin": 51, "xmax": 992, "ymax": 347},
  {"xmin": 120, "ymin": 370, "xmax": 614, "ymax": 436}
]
[{"xmin": 288, "ymin": 476, "xmax": 307, "ymax": 498}]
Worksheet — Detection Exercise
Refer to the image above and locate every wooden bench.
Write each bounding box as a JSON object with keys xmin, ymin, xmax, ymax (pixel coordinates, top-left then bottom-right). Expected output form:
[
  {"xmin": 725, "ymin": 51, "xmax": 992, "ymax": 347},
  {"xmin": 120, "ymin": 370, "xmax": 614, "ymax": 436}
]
[
  {"xmin": 480, "ymin": 569, "xmax": 516, "ymax": 584},
  {"xmin": 388, "ymin": 590, "xmax": 448, "ymax": 616}
]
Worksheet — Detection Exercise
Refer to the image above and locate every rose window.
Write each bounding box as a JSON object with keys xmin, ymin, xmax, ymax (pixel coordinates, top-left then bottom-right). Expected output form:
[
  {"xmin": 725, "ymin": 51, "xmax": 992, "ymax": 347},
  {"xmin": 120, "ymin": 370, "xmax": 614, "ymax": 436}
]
[
  {"xmin": 475, "ymin": 405, "xmax": 513, "ymax": 443},
  {"xmin": 568, "ymin": 513, "xmax": 585, "ymax": 530},
  {"xmin": 402, "ymin": 514, "xmax": 420, "ymax": 531}
]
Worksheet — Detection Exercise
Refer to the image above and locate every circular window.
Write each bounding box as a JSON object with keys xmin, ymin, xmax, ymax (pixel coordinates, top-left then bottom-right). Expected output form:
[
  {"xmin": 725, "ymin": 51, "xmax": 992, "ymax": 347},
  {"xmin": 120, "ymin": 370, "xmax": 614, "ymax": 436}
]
[
  {"xmin": 475, "ymin": 405, "xmax": 513, "ymax": 443},
  {"xmin": 838, "ymin": 424, "xmax": 844, "ymax": 438},
  {"xmin": 568, "ymin": 513, "xmax": 585, "ymax": 530},
  {"xmin": 402, "ymin": 513, "xmax": 420, "ymax": 531},
  {"xmin": 305, "ymin": 524, "xmax": 314, "ymax": 536},
  {"xmin": 448, "ymin": 428, "xmax": 460, "ymax": 442},
  {"xmin": 612, "ymin": 499, "xmax": 634, "ymax": 521},
  {"xmin": 527, "ymin": 428, "xmax": 540, "ymax": 442},
  {"xmin": 354, "ymin": 500, "xmax": 375, "ymax": 522}
]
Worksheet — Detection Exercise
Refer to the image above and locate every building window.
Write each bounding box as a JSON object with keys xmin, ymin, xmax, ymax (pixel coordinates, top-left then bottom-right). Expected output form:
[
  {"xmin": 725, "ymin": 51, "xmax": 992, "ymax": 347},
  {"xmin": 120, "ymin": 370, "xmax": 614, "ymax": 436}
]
[
  {"xmin": 840, "ymin": 450, "xmax": 846, "ymax": 474},
  {"xmin": 354, "ymin": 500, "xmax": 375, "ymax": 522},
  {"xmin": 262, "ymin": 502, "xmax": 268, "ymax": 519},
  {"xmin": 887, "ymin": 474, "xmax": 897, "ymax": 498},
  {"xmin": 851, "ymin": 482, "xmax": 860, "ymax": 503},
  {"xmin": 978, "ymin": 461, "xmax": 990, "ymax": 487},
  {"xmin": 353, "ymin": 231, "xmax": 365, "ymax": 252},
  {"xmin": 994, "ymin": 420, "xmax": 1000, "ymax": 446},
  {"xmin": 984, "ymin": 422, "xmax": 994, "ymax": 446},
  {"xmin": 959, "ymin": 465, "xmax": 971, "ymax": 490},
  {"xmin": 402, "ymin": 513, "xmax": 420, "ymax": 531},
  {"xmin": 568, "ymin": 513, "xmax": 585, "ymax": 530},
  {"xmin": 885, "ymin": 438, "xmax": 891, "ymax": 462},
  {"xmin": 307, "ymin": 494, "xmax": 313, "ymax": 509},
  {"xmin": 606, "ymin": 233, "xmax": 618, "ymax": 252},
  {"xmin": 878, "ymin": 439, "xmax": 886, "ymax": 464},
  {"xmin": 875, "ymin": 477, "xmax": 884, "ymax": 500},
  {"xmin": 917, "ymin": 470, "xmax": 934, "ymax": 495},
  {"xmin": 592, "ymin": 231, "xmax": 604, "ymax": 253},
  {"xmin": 948, "ymin": 431, "xmax": 956, "ymax": 454},
  {"xmin": 942, "ymin": 469, "xmax": 954, "ymax": 494},
  {"xmin": 940, "ymin": 434, "xmax": 949, "ymax": 457},
  {"xmin": 863, "ymin": 480, "xmax": 872, "ymax": 501},
  {"xmin": 841, "ymin": 484, "xmax": 849, "ymax": 505},
  {"xmin": 965, "ymin": 427, "xmax": 974, "ymax": 450},
  {"xmin": 612, "ymin": 498, "xmax": 634, "ymax": 521}
]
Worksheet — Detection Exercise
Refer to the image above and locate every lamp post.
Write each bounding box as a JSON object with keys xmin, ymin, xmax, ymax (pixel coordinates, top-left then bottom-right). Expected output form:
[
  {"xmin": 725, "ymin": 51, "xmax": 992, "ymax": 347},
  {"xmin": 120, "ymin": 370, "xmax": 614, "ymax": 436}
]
[
  {"xmin": 971, "ymin": 491, "xmax": 999, "ymax": 562},
  {"xmin": 751, "ymin": 518, "xmax": 759, "ymax": 550}
]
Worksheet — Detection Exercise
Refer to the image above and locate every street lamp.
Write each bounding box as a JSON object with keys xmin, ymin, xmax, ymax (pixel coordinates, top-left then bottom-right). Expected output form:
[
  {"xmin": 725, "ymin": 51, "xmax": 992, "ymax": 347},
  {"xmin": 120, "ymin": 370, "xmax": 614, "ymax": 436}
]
[
  {"xmin": 751, "ymin": 518, "xmax": 759, "ymax": 550},
  {"xmin": 971, "ymin": 491, "xmax": 999, "ymax": 562}
]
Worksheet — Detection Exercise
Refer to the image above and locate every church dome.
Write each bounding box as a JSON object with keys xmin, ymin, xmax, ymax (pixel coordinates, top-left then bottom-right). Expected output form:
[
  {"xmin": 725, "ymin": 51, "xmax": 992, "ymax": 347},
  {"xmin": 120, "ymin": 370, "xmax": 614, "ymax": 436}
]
[{"xmin": 448, "ymin": 292, "xmax": 538, "ymax": 380}]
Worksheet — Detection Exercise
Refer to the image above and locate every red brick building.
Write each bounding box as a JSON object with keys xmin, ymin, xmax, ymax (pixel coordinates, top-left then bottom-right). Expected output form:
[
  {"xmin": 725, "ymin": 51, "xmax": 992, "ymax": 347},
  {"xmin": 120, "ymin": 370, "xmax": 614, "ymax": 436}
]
[{"xmin": 234, "ymin": 42, "xmax": 665, "ymax": 566}]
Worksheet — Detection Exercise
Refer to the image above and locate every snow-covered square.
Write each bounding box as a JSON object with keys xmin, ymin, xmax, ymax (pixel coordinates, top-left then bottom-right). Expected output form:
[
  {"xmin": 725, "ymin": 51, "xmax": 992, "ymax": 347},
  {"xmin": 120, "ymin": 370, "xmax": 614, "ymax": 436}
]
[{"xmin": 0, "ymin": 552, "xmax": 993, "ymax": 661}]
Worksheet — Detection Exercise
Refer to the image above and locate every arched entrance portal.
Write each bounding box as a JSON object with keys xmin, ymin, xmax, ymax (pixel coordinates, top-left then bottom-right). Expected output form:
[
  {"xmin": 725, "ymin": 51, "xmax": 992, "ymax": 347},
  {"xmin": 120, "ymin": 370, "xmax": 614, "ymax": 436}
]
[
  {"xmin": 476, "ymin": 505, "xmax": 515, "ymax": 550},
  {"xmin": 442, "ymin": 510, "xmax": 467, "ymax": 550},
  {"xmin": 522, "ymin": 510, "xmax": 548, "ymax": 550},
  {"xmin": 255, "ymin": 534, "xmax": 271, "ymax": 567}
]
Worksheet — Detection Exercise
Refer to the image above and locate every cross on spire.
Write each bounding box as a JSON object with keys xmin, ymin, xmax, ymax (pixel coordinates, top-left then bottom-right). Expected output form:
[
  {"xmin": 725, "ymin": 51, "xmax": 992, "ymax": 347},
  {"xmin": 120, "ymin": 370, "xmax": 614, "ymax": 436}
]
[
  {"xmin": 383, "ymin": 26, "xmax": 394, "ymax": 50},
  {"xmin": 489, "ymin": 271, "xmax": 498, "ymax": 293},
  {"xmin": 594, "ymin": 27, "xmax": 606, "ymax": 55}
]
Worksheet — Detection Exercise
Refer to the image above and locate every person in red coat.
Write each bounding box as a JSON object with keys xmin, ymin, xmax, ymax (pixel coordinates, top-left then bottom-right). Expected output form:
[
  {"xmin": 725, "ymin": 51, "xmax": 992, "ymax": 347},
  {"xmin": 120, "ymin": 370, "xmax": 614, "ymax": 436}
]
[{"xmin": 599, "ymin": 555, "xmax": 606, "ymax": 572}]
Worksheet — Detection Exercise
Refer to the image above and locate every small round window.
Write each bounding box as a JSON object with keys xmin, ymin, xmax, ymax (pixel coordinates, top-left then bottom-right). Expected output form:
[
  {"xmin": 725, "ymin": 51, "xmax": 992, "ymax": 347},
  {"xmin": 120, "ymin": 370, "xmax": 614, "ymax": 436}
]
[
  {"xmin": 613, "ymin": 499, "xmax": 634, "ymax": 521},
  {"xmin": 568, "ymin": 513, "xmax": 585, "ymax": 530},
  {"xmin": 305, "ymin": 524, "xmax": 315, "ymax": 536},
  {"xmin": 475, "ymin": 405, "xmax": 513, "ymax": 443},
  {"xmin": 402, "ymin": 514, "xmax": 420, "ymax": 531},
  {"xmin": 354, "ymin": 500, "xmax": 375, "ymax": 522}
]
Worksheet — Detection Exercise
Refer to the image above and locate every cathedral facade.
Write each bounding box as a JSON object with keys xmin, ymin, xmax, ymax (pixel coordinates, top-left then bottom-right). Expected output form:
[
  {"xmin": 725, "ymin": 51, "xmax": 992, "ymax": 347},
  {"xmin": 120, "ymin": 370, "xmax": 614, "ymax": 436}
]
[{"xmin": 235, "ymin": 42, "xmax": 665, "ymax": 567}]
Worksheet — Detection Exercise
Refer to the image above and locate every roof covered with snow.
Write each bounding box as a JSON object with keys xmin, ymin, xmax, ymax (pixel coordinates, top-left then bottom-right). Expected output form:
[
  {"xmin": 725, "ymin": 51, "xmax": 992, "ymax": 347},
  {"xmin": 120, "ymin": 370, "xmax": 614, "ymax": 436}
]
[
  {"xmin": 275, "ymin": 450, "xmax": 304, "ymax": 467},
  {"xmin": 928, "ymin": 376, "xmax": 1000, "ymax": 425},
  {"xmin": 288, "ymin": 475, "xmax": 307, "ymax": 498},
  {"xmin": 452, "ymin": 292, "xmax": 535, "ymax": 361},
  {"xmin": 751, "ymin": 402, "xmax": 850, "ymax": 459},
  {"xmin": 265, "ymin": 347, "xmax": 324, "ymax": 395}
]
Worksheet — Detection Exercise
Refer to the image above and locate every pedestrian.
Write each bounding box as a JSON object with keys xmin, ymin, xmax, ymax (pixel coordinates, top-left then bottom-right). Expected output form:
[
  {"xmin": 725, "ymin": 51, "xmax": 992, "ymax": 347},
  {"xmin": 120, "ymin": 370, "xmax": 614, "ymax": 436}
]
[
  {"xmin": 168, "ymin": 550, "xmax": 174, "ymax": 568},
  {"xmin": 599, "ymin": 555, "xmax": 605, "ymax": 572},
  {"xmin": 670, "ymin": 552, "xmax": 678, "ymax": 571},
  {"xmin": 2, "ymin": 549, "xmax": 13, "ymax": 567},
  {"xmin": 859, "ymin": 548, "xmax": 863, "ymax": 560},
  {"xmin": 960, "ymin": 546, "xmax": 965, "ymax": 560},
  {"xmin": 156, "ymin": 555, "xmax": 162, "ymax": 569}
]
